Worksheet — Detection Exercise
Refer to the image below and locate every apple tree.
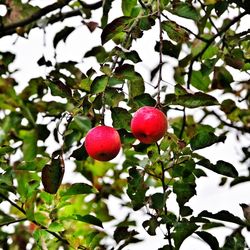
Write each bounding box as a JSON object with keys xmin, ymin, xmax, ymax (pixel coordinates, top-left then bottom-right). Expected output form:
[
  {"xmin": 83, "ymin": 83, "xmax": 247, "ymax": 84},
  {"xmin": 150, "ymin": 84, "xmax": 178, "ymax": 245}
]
[{"xmin": 0, "ymin": 0, "xmax": 250, "ymax": 249}]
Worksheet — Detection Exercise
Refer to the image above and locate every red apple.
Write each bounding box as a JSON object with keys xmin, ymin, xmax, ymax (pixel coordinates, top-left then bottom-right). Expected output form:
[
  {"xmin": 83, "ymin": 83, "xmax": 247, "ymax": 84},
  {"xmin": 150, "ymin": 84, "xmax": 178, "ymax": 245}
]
[
  {"xmin": 85, "ymin": 125, "xmax": 121, "ymax": 161},
  {"xmin": 131, "ymin": 106, "xmax": 168, "ymax": 144}
]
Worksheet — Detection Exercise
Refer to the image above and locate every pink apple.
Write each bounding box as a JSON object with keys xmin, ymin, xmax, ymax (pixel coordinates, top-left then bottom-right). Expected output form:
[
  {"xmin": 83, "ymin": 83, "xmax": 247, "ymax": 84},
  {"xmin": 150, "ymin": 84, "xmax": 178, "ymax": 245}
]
[
  {"xmin": 131, "ymin": 106, "xmax": 168, "ymax": 144},
  {"xmin": 85, "ymin": 125, "xmax": 121, "ymax": 161}
]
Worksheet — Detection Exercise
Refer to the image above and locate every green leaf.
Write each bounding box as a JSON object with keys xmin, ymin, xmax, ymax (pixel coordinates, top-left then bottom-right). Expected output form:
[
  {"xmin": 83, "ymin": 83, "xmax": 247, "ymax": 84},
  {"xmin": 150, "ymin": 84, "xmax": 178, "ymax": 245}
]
[
  {"xmin": 161, "ymin": 21, "xmax": 189, "ymax": 43},
  {"xmin": 61, "ymin": 183, "xmax": 95, "ymax": 196},
  {"xmin": 142, "ymin": 217, "xmax": 158, "ymax": 236},
  {"xmin": 122, "ymin": 0, "xmax": 137, "ymax": 16},
  {"xmin": 155, "ymin": 40, "xmax": 181, "ymax": 58},
  {"xmin": 127, "ymin": 167, "xmax": 148, "ymax": 210},
  {"xmin": 212, "ymin": 66, "xmax": 234, "ymax": 90},
  {"xmin": 172, "ymin": 2, "xmax": 200, "ymax": 20},
  {"xmin": 165, "ymin": 92, "xmax": 219, "ymax": 108},
  {"xmin": 222, "ymin": 231, "xmax": 246, "ymax": 250},
  {"xmin": 199, "ymin": 210, "xmax": 245, "ymax": 226},
  {"xmin": 173, "ymin": 222, "xmax": 199, "ymax": 249},
  {"xmin": 69, "ymin": 115, "xmax": 91, "ymax": 133},
  {"xmin": 91, "ymin": 75, "xmax": 108, "ymax": 94},
  {"xmin": 16, "ymin": 157, "xmax": 50, "ymax": 171},
  {"xmin": 0, "ymin": 146, "xmax": 14, "ymax": 156},
  {"xmin": 48, "ymin": 221, "xmax": 64, "ymax": 232},
  {"xmin": 197, "ymin": 158, "xmax": 238, "ymax": 178},
  {"xmin": 105, "ymin": 88, "xmax": 125, "ymax": 107},
  {"xmin": 150, "ymin": 193, "xmax": 166, "ymax": 211},
  {"xmin": 72, "ymin": 214, "xmax": 103, "ymax": 228},
  {"xmin": 132, "ymin": 93, "xmax": 157, "ymax": 109},
  {"xmin": 115, "ymin": 64, "xmax": 145, "ymax": 98},
  {"xmin": 101, "ymin": 16, "xmax": 132, "ymax": 44},
  {"xmin": 190, "ymin": 70, "xmax": 211, "ymax": 91},
  {"xmin": 230, "ymin": 176, "xmax": 250, "ymax": 187},
  {"xmin": 84, "ymin": 46, "xmax": 109, "ymax": 63},
  {"xmin": 190, "ymin": 131, "xmax": 226, "ymax": 150},
  {"xmin": 111, "ymin": 107, "xmax": 132, "ymax": 130},
  {"xmin": 196, "ymin": 231, "xmax": 219, "ymax": 250},
  {"xmin": 19, "ymin": 129, "xmax": 37, "ymax": 161},
  {"xmin": 101, "ymin": 0, "xmax": 115, "ymax": 27},
  {"xmin": 113, "ymin": 226, "xmax": 140, "ymax": 244},
  {"xmin": 173, "ymin": 182, "xmax": 196, "ymax": 207},
  {"xmin": 41, "ymin": 155, "xmax": 65, "ymax": 194},
  {"xmin": 53, "ymin": 26, "xmax": 75, "ymax": 48}
]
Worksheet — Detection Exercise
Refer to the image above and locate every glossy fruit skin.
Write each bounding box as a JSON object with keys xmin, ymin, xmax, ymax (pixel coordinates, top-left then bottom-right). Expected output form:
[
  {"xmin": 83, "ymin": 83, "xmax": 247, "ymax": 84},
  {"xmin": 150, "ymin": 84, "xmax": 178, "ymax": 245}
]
[
  {"xmin": 131, "ymin": 106, "xmax": 168, "ymax": 144},
  {"xmin": 85, "ymin": 126, "xmax": 121, "ymax": 161}
]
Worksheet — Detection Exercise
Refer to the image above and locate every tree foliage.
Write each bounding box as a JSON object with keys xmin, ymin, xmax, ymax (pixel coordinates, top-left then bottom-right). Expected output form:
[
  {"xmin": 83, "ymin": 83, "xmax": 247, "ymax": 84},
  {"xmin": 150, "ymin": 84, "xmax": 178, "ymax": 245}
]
[{"xmin": 0, "ymin": 0, "xmax": 250, "ymax": 249}]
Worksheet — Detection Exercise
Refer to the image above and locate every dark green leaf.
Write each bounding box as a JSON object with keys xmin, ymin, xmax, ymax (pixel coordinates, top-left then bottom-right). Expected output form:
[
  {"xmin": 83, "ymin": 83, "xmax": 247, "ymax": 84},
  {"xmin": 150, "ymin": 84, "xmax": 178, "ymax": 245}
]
[
  {"xmin": 41, "ymin": 155, "xmax": 65, "ymax": 194},
  {"xmin": 132, "ymin": 93, "xmax": 157, "ymax": 108},
  {"xmin": 0, "ymin": 146, "xmax": 14, "ymax": 156},
  {"xmin": 91, "ymin": 75, "xmax": 108, "ymax": 94},
  {"xmin": 53, "ymin": 26, "xmax": 75, "ymax": 48},
  {"xmin": 172, "ymin": 2, "xmax": 200, "ymax": 20},
  {"xmin": 101, "ymin": 0, "xmax": 115, "ymax": 27},
  {"xmin": 190, "ymin": 131, "xmax": 226, "ymax": 150},
  {"xmin": 230, "ymin": 176, "xmax": 250, "ymax": 187},
  {"xmin": 84, "ymin": 46, "xmax": 109, "ymax": 63},
  {"xmin": 155, "ymin": 40, "xmax": 181, "ymax": 58},
  {"xmin": 196, "ymin": 231, "xmax": 219, "ymax": 250},
  {"xmin": 198, "ymin": 210, "xmax": 245, "ymax": 225},
  {"xmin": 180, "ymin": 206, "xmax": 193, "ymax": 217},
  {"xmin": 72, "ymin": 214, "xmax": 103, "ymax": 228},
  {"xmin": 101, "ymin": 16, "xmax": 132, "ymax": 44},
  {"xmin": 105, "ymin": 88, "xmax": 125, "ymax": 107},
  {"xmin": 197, "ymin": 158, "xmax": 238, "ymax": 178},
  {"xmin": 222, "ymin": 231, "xmax": 246, "ymax": 250},
  {"xmin": 142, "ymin": 217, "xmax": 158, "ymax": 236},
  {"xmin": 113, "ymin": 226, "xmax": 140, "ymax": 244},
  {"xmin": 212, "ymin": 66, "xmax": 233, "ymax": 90},
  {"xmin": 62, "ymin": 183, "xmax": 95, "ymax": 196},
  {"xmin": 111, "ymin": 107, "xmax": 132, "ymax": 130},
  {"xmin": 165, "ymin": 92, "xmax": 219, "ymax": 108},
  {"xmin": 115, "ymin": 64, "xmax": 145, "ymax": 98},
  {"xmin": 127, "ymin": 167, "xmax": 148, "ymax": 210},
  {"xmin": 150, "ymin": 193, "xmax": 166, "ymax": 210},
  {"xmin": 162, "ymin": 21, "xmax": 189, "ymax": 43},
  {"xmin": 173, "ymin": 222, "xmax": 199, "ymax": 249},
  {"xmin": 173, "ymin": 182, "xmax": 196, "ymax": 207}
]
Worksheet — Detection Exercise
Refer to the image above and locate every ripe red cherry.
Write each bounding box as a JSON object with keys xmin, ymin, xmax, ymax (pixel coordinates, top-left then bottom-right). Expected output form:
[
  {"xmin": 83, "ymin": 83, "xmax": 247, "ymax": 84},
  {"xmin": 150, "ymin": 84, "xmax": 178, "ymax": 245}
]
[
  {"xmin": 85, "ymin": 125, "xmax": 121, "ymax": 161},
  {"xmin": 131, "ymin": 106, "xmax": 168, "ymax": 144}
]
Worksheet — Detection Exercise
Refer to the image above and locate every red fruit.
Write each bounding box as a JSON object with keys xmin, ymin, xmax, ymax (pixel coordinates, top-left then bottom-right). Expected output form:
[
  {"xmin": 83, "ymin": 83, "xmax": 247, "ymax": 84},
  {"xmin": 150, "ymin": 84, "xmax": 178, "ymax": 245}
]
[
  {"xmin": 131, "ymin": 106, "xmax": 168, "ymax": 144},
  {"xmin": 85, "ymin": 126, "xmax": 121, "ymax": 161}
]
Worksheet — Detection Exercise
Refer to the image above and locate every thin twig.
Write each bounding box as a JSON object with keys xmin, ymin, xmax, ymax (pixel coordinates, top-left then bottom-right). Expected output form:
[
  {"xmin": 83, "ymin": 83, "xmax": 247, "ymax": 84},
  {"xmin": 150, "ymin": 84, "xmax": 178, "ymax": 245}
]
[
  {"xmin": 0, "ymin": 218, "xmax": 27, "ymax": 227},
  {"xmin": 156, "ymin": 142, "xmax": 173, "ymax": 250},
  {"xmin": 0, "ymin": 192, "xmax": 83, "ymax": 248},
  {"xmin": 0, "ymin": 0, "xmax": 103, "ymax": 38},
  {"xmin": 210, "ymin": 111, "xmax": 250, "ymax": 133},
  {"xmin": 156, "ymin": 0, "xmax": 163, "ymax": 105},
  {"xmin": 187, "ymin": 11, "xmax": 247, "ymax": 89},
  {"xmin": 179, "ymin": 108, "xmax": 186, "ymax": 139}
]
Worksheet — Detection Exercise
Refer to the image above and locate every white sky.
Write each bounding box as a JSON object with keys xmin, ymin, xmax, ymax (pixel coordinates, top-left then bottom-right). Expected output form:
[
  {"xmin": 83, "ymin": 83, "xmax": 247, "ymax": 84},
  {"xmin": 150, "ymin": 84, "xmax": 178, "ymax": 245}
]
[{"xmin": 0, "ymin": 0, "xmax": 250, "ymax": 249}]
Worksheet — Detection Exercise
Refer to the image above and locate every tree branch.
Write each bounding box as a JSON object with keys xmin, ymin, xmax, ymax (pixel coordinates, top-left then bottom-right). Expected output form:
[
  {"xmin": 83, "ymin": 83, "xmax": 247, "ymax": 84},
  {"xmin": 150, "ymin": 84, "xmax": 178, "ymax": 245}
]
[
  {"xmin": 210, "ymin": 111, "xmax": 250, "ymax": 134},
  {"xmin": 0, "ymin": 0, "xmax": 103, "ymax": 38},
  {"xmin": 0, "ymin": 192, "xmax": 82, "ymax": 248},
  {"xmin": 0, "ymin": 218, "xmax": 27, "ymax": 227},
  {"xmin": 187, "ymin": 11, "xmax": 247, "ymax": 89}
]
